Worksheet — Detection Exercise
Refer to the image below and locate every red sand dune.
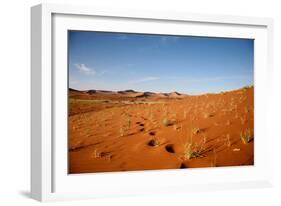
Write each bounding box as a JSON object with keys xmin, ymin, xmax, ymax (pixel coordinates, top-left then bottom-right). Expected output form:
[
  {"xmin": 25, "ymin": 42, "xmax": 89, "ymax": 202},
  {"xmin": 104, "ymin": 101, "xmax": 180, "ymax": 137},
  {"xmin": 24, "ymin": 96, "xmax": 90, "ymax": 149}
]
[{"xmin": 69, "ymin": 87, "xmax": 254, "ymax": 173}]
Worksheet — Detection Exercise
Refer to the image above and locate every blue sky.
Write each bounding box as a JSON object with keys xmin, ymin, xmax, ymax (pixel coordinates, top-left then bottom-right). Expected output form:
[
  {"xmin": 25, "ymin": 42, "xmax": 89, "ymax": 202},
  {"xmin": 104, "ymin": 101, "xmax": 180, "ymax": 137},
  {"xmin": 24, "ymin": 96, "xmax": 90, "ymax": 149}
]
[{"xmin": 68, "ymin": 31, "xmax": 253, "ymax": 95}]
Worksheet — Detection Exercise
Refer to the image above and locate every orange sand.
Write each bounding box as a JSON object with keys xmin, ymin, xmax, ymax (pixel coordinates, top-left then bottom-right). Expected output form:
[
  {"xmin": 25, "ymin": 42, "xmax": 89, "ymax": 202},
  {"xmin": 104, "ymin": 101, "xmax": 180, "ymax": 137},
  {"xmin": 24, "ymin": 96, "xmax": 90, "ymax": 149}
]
[{"xmin": 69, "ymin": 87, "xmax": 254, "ymax": 173}]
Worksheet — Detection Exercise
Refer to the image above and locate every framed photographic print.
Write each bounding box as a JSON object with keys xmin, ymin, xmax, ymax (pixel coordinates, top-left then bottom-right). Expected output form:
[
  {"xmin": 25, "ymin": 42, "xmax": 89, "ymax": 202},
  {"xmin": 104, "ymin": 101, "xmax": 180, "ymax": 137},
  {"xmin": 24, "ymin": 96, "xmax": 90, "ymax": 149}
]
[{"xmin": 31, "ymin": 3, "xmax": 274, "ymax": 201}]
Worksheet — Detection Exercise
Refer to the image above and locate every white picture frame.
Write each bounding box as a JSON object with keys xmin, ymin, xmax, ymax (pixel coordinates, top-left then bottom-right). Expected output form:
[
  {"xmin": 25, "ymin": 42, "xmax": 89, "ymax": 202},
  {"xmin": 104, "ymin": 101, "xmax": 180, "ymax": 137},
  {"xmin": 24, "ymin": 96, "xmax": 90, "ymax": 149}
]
[{"xmin": 31, "ymin": 3, "xmax": 274, "ymax": 202}]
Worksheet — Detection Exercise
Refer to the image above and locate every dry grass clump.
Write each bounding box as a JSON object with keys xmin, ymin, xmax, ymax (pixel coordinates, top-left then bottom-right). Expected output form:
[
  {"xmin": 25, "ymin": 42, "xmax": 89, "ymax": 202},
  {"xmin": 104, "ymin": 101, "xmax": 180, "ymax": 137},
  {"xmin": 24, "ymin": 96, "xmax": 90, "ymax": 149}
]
[
  {"xmin": 240, "ymin": 128, "xmax": 252, "ymax": 144},
  {"xmin": 192, "ymin": 127, "xmax": 201, "ymax": 134},
  {"xmin": 203, "ymin": 113, "xmax": 214, "ymax": 119},
  {"xmin": 127, "ymin": 116, "xmax": 131, "ymax": 129},
  {"xmin": 226, "ymin": 134, "xmax": 231, "ymax": 147},
  {"xmin": 203, "ymin": 113, "xmax": 209, "ymax": 118},
  {"xmin": 119, "ymin": 127, "xmax": 124, "ymax": 137},
  {"xmin": 184, "ymin": 109, "xmax": 187, "ymax": 119},
  {"xmin": 183, "ymin": 143, "xmax": 204, "ymax": 160},
  {"xmin": 162, "ymin": 118, "xmax": 174, "ymax": 127},
  {"xmin": 183, "ymin": 143, "xmax": 194, "ymax": 160},
  {"xmin": 240, "ymin": 116, "xmax": 246, "ymax": 125}
]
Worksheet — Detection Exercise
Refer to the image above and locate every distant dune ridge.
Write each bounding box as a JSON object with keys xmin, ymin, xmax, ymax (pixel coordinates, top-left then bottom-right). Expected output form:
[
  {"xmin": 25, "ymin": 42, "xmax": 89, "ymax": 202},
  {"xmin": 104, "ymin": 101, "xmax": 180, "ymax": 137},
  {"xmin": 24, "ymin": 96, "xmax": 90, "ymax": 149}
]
[{"xmin": 69, "ymin": 88, "xmax": 187, "ymax": 99}]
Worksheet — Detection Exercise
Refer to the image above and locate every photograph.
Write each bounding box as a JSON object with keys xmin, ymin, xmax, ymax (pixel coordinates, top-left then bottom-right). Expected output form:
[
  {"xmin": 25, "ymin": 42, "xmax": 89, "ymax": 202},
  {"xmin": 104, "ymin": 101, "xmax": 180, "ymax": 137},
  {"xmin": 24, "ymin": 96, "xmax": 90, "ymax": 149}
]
[{"xmin": 68, "ymin": 31, "xmax": 254, "ymax": 174}]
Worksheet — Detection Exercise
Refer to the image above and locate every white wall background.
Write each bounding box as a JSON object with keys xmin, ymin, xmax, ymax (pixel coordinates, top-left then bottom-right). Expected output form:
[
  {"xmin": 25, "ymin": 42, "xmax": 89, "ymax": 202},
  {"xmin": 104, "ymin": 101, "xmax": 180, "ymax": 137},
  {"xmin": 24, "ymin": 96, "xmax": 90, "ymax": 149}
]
[{"xmin": 0, "ymin": 0, "xmax": 280, "ymax": 205}]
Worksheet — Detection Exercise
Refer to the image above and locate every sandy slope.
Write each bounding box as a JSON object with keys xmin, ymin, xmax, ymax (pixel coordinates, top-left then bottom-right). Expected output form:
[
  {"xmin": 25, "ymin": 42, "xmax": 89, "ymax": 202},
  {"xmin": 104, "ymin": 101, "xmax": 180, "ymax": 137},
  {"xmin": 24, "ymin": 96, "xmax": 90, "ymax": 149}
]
[{"xmin": 69, "ymin": 87, "xmax": 254, "ymax": 173}]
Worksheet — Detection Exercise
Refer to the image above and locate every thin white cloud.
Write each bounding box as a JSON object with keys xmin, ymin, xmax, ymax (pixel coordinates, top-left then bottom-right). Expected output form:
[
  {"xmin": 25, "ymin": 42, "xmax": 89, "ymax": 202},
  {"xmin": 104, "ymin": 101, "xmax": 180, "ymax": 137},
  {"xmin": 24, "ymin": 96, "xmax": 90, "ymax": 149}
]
[
  {"xmin": 75, "ymin": 63, "xmax": 96, "ymax": 75},
  {"xmin": 129, "ymin": 76, "xmax": 160, "ymax": 84}
]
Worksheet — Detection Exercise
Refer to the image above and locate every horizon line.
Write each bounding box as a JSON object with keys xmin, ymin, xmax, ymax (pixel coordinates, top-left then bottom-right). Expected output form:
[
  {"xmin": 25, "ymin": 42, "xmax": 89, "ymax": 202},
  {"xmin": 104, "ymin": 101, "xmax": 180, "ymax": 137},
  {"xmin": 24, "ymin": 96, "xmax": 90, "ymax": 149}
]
[{"xmin": 69, "ymin": 84, "xmax": 254, "ymax": 96}]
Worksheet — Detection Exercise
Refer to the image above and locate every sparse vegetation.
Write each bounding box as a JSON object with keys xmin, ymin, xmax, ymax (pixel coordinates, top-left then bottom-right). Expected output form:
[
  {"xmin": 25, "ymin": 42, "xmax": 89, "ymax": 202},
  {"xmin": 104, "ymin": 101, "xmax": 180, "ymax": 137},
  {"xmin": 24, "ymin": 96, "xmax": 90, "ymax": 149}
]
[
  {"xmin": 162, "ymin": 118, "xmax": 173, "ymax": 127},
  {"xmin": 184, "ymin": 109, "xmax": 187, "ymax": 119},
  {"xmin": 240, "ymin": 128, "xmax": 252, "ymax": 144},
  {"xmin": 203, "ymin": 113, "xmax": 213, "ymax": 118},
  {"xmin": 192, "ymin": 127, "xmax": 201, "ymax": 134},
  {"xmin": 226, "ymin": 134, "xmax": 231, "ymax": 147},
  {"xmin": 119, "ymin": 127, "xmax": 124, "ymax": 137},
  {"xmin": 93, "ymin": 149, "xmax": 100, "ymax": 158},
  {"xmin": 183, "ymin": 143, "xmax": 204, "ymax": 160},
  {"xmin": 127, "ymin": 116, "xmax": 131, "ymax": 130},
  {"xmin": 183, "ymin": 143, "xmax": 194, "ymax": 160},
  {"xmin": 240, "ymin": 116, "xmax": 246, "ymax": 125},
  {"xmin": 202, "ymin": 133, "xmax": 207, "ymax": 144},
  {"xmin": 149, "ymin": 109, "xmax": 154, "ymax": 122},
  {"xmin": 203, "ymin": 113, "xmax": 210, "ymax": 118}
]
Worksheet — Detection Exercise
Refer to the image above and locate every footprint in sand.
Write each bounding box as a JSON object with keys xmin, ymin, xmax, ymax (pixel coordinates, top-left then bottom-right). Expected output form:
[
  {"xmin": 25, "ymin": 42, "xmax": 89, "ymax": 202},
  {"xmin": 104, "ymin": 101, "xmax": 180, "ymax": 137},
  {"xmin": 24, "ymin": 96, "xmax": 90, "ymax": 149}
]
[
  {"xmin": 165, "ymin": 144, "xmax": 175, "ymax": 153},
  {"xmin": 137, "ymin": 122, "xmax": 145, "ymax": 132},
  {"xmin": 149, "ymin": 131, "xmax": 156, "ymax": 136},
  {"xmin": 147, "ymin": 139, "xmax": 160, "ymax": 147}
]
